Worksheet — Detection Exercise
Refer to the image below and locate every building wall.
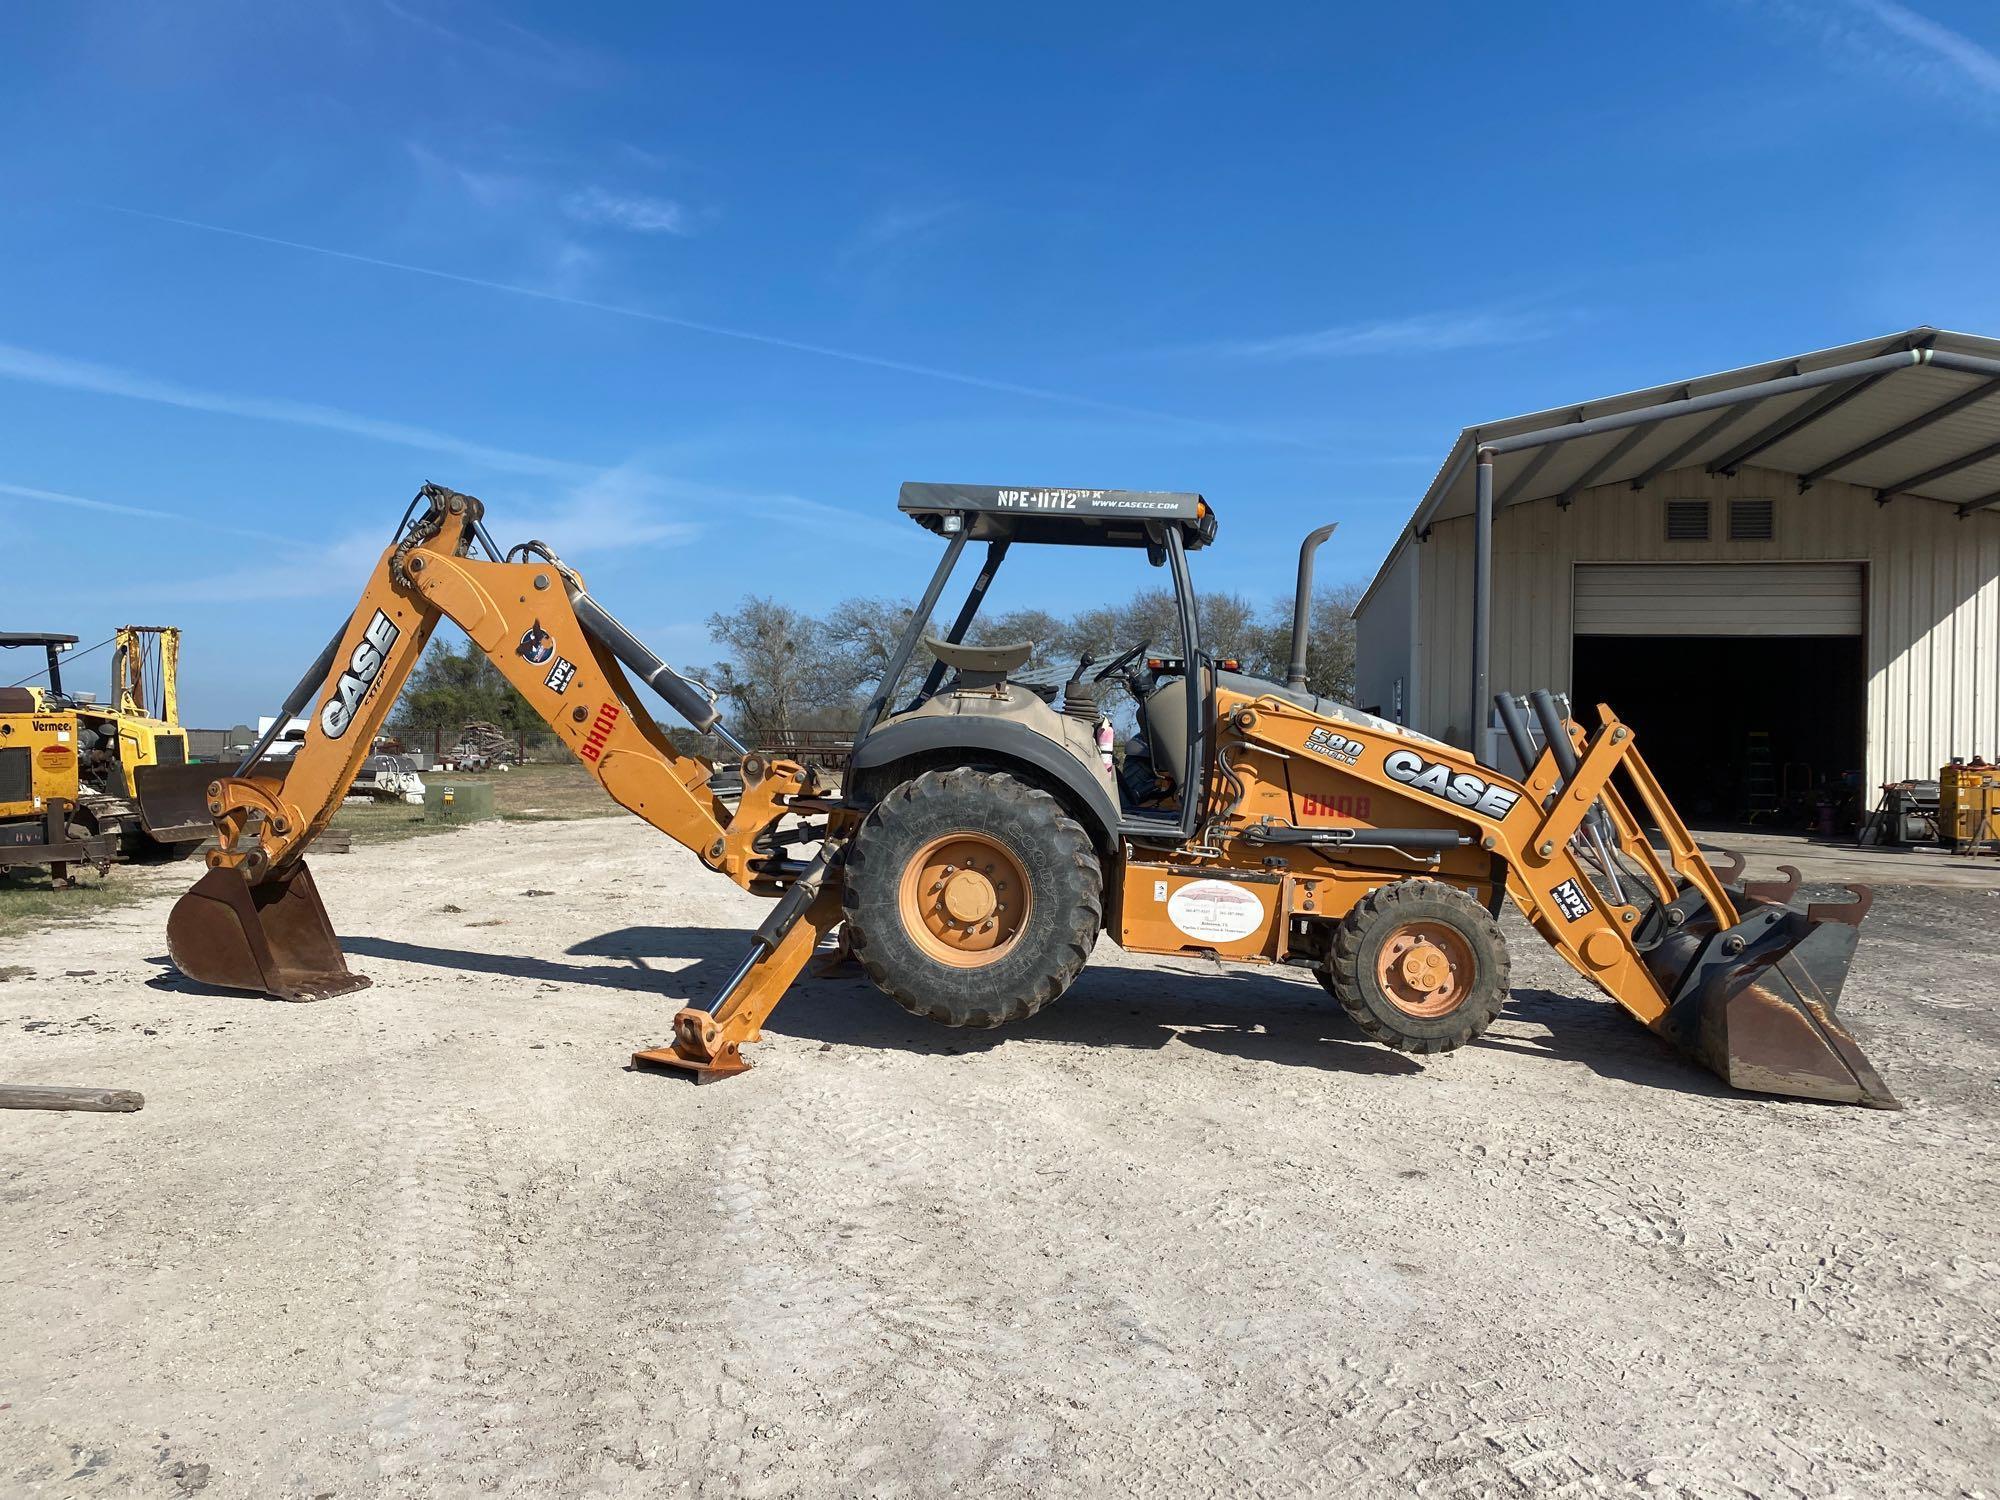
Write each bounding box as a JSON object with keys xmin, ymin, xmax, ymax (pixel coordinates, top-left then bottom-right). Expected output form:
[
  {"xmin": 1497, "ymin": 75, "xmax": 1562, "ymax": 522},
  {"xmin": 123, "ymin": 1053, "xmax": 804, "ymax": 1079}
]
[
  {"xmin": 1353, "ymin": 539, "xmax": 1417, "ymax": 724},
  {"xmin": 1402, "ymin": 464, "xmax": 2000, "ymax": 787}
]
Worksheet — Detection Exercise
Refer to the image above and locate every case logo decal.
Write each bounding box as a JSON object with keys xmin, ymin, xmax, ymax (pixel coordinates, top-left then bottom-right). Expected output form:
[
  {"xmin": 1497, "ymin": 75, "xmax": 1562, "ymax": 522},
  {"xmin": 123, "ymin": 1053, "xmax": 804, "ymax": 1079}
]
[
  {"xmin": 320, "ymin": 611, "xmax": 401, "ymax": 740},
  {"xmin": 1383, "ymin": 749, "xmax": 1521, "ymax": 819}
]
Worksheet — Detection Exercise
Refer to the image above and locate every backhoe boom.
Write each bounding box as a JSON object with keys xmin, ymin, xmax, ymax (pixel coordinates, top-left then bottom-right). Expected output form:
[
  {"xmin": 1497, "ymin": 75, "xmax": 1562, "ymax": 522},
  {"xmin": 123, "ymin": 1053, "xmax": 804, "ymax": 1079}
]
[{"xmin": 155, "ymin": 486, "xmax": 844, "ymax": 1074}]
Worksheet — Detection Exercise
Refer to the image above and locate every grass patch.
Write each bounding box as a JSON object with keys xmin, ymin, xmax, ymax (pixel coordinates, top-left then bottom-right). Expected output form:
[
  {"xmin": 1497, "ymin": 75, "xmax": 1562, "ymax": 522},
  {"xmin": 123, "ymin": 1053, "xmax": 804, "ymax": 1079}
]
[
  {"xmin": 0, "ymin": 863, "xmax": 175, "ymax": 943},
  {"xmin": 331, "ymin": 760, "xmax": 624, "ymax": 846}
]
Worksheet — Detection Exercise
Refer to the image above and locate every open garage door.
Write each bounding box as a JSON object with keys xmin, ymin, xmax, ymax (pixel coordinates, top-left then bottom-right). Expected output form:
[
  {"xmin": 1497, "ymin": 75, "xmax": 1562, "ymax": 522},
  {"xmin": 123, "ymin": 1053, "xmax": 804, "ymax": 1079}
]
[
  {"xmin": 1571, "ymin": 563, "xmax": 1865, "ymax": 826},
  {"xmin": 1573, "ymin": 563, "xmax": 1864, "ymax": 636}
]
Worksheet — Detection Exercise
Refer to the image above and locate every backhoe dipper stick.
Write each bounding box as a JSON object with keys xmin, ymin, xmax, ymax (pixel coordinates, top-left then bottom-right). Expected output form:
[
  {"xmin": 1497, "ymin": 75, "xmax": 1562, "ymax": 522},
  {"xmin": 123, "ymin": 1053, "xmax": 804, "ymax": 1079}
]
[{"xmin": 162, "ymin": 484, "xmax": 827, "ymax": 1077}]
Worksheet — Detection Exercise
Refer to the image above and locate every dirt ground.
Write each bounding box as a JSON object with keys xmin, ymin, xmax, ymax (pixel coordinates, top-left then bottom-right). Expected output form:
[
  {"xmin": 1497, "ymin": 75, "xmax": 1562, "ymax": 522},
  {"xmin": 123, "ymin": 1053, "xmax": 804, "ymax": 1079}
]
[{"xmin": 2, "ymin": 817, "xmax": 1996, "ymax": 1499}]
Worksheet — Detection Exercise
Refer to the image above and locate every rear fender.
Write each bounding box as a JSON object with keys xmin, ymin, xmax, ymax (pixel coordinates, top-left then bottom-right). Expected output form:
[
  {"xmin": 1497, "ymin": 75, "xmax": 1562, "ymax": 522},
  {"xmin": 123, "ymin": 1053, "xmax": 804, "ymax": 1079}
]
[{"xmin": 848, "ymin": 716, "xmax": 1121, "ymax": 855}]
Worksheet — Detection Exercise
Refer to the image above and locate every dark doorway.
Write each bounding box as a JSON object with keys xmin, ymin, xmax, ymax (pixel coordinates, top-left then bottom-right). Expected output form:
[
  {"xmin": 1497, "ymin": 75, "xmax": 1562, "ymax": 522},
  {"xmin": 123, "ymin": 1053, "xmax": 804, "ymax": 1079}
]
[{"xmin": 1571, "ymin": 634, "xmax": 1864, "ymax": 826}]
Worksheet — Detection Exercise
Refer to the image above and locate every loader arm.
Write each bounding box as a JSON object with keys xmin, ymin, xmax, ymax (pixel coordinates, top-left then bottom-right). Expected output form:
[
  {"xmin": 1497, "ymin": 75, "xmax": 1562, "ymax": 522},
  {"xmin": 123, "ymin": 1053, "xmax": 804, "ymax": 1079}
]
[
  {"xmin": 1223, "ymin": 693, "xmax": 1895, "ymax": 1107},
  {"xmin": 158, "ymin": 485, "xmax": 846, "ymax": 1077}
]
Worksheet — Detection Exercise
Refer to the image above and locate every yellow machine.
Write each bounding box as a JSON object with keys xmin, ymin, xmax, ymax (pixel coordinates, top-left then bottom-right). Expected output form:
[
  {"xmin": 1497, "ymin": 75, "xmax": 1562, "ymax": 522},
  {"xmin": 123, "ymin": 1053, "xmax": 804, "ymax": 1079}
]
[
  {"xmin": 143, "ymin": 483, "xmax": 1897, "ymax": 1107},
  {"xmin": 86, "ymin": 625, "xmax": 208, "ymax": 858},
  {"xmin": 0, "ymin": 634, "xmax": 119, "ymax": 879},
  {"xmin": 1941, "ymin": 759, "xmax": 2000, "ymax": 856},
  {"xmin": 0, "ymin": 626, "xmax": 207, "ymax": 865}
]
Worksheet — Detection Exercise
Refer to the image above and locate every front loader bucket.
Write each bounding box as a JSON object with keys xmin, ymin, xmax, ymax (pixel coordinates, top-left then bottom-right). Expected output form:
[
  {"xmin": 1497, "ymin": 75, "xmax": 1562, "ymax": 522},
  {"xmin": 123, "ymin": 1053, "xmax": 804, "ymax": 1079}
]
[
  {"xmin": 133, "ymin": 762, "xmax": 223, "ymax": 845},
  {"xmin": 165, "ymin": 861, "xmax": 370, "ymax": 1002},
  {"xmin": 1645, "ymin": 886, "xmax": 1898, "ymax": 1109}
]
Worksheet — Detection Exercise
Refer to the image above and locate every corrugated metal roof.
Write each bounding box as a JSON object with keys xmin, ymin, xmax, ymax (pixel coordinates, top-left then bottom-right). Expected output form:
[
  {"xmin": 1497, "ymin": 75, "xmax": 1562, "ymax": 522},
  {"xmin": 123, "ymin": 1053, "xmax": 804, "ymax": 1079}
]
[{"xmin": 1359, "ymin": 326, "xmax": 2000, "ymax": 613}]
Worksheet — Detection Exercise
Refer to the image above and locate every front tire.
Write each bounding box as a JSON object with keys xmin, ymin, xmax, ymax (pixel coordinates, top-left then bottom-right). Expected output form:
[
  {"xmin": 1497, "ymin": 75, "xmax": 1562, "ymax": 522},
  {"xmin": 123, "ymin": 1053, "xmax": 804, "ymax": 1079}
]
[
  {"xmin": 1319, "ymin": 879, "xmax": 1510, "ymax": 1053},
  {"xmin": 843, "ymin": 768, "xmax": 1103, "ymax": 1027}
]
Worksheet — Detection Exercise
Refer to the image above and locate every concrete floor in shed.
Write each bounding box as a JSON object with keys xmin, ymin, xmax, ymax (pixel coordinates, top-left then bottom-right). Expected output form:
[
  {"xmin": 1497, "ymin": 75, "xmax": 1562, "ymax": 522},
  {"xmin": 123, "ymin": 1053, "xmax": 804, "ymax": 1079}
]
[{"xmin": 1, "ymin": 818, "xmax": 1995, "ymax": 1499}]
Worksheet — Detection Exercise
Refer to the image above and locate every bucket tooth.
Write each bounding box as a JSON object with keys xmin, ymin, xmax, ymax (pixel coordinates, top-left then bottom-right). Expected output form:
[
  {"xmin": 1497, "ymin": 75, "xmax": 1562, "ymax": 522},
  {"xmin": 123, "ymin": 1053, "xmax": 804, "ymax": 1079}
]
[
  {"xmin": 1740, "ymin": 863, "xmax": 1802, "ymax": 906},
  {"xmin": 166, "ymin": 861, "xmax": 369, "ymax": 1002},
  {"xmin": 1806, "ymin": 884, "xmax": 1873, "ymax": 927},
  {"xmin": 1707, "ymin": 849, "xmax": 1746, "ymax": 884}
]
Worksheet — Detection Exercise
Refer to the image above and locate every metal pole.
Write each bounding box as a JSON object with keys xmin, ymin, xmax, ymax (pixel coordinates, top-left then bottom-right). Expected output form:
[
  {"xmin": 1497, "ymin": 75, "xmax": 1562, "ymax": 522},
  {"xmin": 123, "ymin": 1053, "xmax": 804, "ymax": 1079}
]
[{"xmin": 1470, "ymin": 450, "xmax": 1494, "ymax": 758}]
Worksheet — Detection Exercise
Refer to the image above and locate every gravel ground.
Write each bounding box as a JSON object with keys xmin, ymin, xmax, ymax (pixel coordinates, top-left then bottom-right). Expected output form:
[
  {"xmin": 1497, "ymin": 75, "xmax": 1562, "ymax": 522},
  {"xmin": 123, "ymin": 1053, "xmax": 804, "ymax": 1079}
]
[{"xmin": 2, "ymin": 818, "xmax": 1996, "ymax": 1499}]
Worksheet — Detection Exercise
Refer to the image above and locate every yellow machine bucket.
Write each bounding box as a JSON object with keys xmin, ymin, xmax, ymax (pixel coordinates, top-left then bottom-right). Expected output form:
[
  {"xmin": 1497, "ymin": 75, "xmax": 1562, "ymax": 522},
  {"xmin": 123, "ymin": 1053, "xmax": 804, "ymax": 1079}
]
[
  {"xmin": 165, "ymin": 862, "xmax": 370, "ymax": 1003},
  {"xmin": 132, "ymin": 762, "xmax": 222, "ymax": 846}
]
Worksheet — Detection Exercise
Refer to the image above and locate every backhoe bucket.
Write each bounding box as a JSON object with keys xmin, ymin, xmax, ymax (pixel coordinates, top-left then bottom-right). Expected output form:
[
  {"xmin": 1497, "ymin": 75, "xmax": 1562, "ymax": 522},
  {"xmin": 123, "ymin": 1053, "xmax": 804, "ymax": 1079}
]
[
  {"xmin": 133, "ymin": 762, "xmax": 224, "ymax": 845},
  {"xmin": 1644, "ymin": 885, "xmax": 1898, "ymax": 1108},
  {"xmin": 165, "ymin": 861, "xmax": 370, "ymax": 1002}
]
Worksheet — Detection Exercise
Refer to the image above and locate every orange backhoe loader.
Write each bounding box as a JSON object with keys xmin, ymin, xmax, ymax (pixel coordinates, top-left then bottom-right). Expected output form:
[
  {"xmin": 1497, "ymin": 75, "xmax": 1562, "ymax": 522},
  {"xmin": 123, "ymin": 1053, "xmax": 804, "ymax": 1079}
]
[{"xmin": 142, "ymin": 482, "xmax": 1897, "ymax": 1106}]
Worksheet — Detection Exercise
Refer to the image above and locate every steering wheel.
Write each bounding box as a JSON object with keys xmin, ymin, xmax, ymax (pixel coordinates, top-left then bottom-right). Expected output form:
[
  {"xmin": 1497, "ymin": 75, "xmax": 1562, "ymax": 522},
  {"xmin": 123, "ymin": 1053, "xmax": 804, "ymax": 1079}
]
[{"xmin": 1091, "ymin": 640, "xmax": 1150, "ymax": 686}]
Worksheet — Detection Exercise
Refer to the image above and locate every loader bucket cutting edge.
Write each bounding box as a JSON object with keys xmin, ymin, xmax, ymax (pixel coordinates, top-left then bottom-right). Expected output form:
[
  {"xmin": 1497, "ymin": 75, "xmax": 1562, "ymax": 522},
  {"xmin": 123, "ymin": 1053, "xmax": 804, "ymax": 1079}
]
[
  {"xmin": 1643, "ymin": 889, "xmax": 1899, "ymax": 1109},
  {"xmin": 166, "ymin": 861, "xmax": 370, "ymax": 1002}
]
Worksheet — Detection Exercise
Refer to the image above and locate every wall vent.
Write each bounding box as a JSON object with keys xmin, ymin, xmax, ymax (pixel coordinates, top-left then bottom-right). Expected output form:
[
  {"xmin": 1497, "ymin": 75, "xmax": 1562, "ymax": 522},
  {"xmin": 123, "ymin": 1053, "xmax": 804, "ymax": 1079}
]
[
  {"xmin": 1729, "ymin": 498, "xmax": 1775, "ymax": 541},
  {"xmin": 1664, "ymin": 499, "xmax": 1710, "ymax": 542}
]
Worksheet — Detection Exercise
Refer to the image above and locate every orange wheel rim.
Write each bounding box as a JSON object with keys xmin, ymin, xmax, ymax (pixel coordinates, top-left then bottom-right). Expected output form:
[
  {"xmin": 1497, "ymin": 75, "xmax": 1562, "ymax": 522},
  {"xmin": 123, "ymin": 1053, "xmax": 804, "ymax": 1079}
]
[
  {"xmin": 1375, "ymin": 920, "xmax": 1475, "ymax": 1017},
  {"xmin": 896, "ymin": 831, "xmax": 1032, "ymax": 968}
]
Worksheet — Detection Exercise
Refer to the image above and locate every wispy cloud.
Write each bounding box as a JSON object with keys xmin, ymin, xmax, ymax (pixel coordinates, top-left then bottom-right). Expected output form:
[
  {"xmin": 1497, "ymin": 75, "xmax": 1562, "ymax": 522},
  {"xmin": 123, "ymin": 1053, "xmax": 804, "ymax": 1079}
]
[
  {"xmin": 116, "ymin": 469, "xmax": 706, "ymax": 605},
  {"xmin": 405, "ymin": 142, "xmax": 533, "ymax": 210},
  {"xmin": 0, "ymin": 341, "xmax": 594, "ymax": 482},
  {"xmin": 0, "ymin": 480, "xmax": 305, "ymax": 547},
  {"xmin": 377, "ymin": 0, "xmax": 606, "ymax": 88},
  {"xmin": 562, "ymin": 186, "xmax": 703, "ymax": 236},
  {"xmin": 107, "ymin": 207, "xmax": 1333, "ymax": 450},
  {"xmin": 1849, "ymin": 0, "xmax": 2000, "ymax": 95},
  {"xmin": 1201, "ymin": 309, "xmax": 1554, "ymax": 362},
  {"xmin": 512, "ymin": 464, "xmax": 703, "ymax": 551},
  {"xmin": 1752, "ymin": 0, "xmax": 2000, "ymax": 116},
  {"xmin": 837, "ymin": 203, "xmax": 961, "ymax": 268}
]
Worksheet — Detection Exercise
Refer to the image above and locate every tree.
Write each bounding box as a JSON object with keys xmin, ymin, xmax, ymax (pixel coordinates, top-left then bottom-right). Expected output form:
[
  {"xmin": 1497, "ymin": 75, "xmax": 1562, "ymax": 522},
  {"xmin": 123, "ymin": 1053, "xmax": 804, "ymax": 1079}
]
[
  {"xmin": 699, "ymin": 596, "xmax": 849, "ymax": 739},
  {"xmin": 1250, "ymin": 581, "xmax": 1363, "ymax": 702},
  {"xmin": 968, "ymin": 608, "xmax": 1069, "ymax": 668},
  {"xmin": 391, "ymin": 635, "xmax": 545, "ymax": 751},
  {"xmin": 824, "ymin": 595, "xmax": 927, "ymax": 698}
]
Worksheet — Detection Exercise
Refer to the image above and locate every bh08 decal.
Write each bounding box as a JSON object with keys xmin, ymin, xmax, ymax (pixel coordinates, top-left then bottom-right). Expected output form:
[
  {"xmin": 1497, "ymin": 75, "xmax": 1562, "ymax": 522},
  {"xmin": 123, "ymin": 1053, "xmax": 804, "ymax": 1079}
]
[
  {"xmin": 1383, "ymin": 748, "xmax": 1521, "ymax": 819},
  {"xmin": 579, "ymin": 702, "xmax": 621, "ymax": 763},
  {"xmin": 320, "ymin": 611, "xmax": 401, "ymax": 740},
  {"xmin": 1302, "ymin": 793, "xmax": 1371, "ymax": 821},
  {"xmin": 1304, "ymin": 726, "xmax": 1364, "ymax": 766}
]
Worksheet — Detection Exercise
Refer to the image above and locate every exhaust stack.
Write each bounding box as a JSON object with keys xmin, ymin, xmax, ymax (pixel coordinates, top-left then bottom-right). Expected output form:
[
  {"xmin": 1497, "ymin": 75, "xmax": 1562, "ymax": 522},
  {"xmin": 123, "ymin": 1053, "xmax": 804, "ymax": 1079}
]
[{"xmin": 1287, "ymin": 523, "xmax": 1339, "ymax": 692}]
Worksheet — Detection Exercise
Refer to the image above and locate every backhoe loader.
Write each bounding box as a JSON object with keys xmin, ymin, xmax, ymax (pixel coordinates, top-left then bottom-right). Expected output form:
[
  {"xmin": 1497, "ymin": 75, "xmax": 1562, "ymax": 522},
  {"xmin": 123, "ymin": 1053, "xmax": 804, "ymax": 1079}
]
[{"xmin": 143, "ymin": 482, "xmax": 1897, "ymax": 1106}]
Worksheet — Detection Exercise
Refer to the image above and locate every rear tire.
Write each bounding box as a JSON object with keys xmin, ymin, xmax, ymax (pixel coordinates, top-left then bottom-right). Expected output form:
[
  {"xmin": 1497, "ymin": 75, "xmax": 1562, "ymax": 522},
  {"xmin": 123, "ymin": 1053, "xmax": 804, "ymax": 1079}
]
[
  {"xmin": 1319, "ymin": 879, "xmax": 1510, "ymax": 1054},
  {"xmin": 844, "ymin": 768, "xmax": 1102, "ymax": 1027}
]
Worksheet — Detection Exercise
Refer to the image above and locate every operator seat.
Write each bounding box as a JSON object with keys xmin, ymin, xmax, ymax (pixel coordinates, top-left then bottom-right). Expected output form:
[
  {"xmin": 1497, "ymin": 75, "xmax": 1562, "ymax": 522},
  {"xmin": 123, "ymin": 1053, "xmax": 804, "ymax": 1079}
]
[
  {"xmin": 920, "ymin": 634, "xmax": 1034, "ymax": 692},
  {"xmin": 1142, "ymin": 667, "xmax": 1422, "ymax": 793}
]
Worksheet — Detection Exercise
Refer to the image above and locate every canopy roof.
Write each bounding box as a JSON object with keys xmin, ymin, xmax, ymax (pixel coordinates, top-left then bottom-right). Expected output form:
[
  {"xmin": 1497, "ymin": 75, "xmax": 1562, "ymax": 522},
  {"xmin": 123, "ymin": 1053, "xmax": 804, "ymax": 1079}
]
[
  {"xmin": 1360, "ymin": 326, "xmax": 2000, "ymax": 610},
  {"xmin": 899, "ymin": 482, "xmax": 1217, "ymax": 550}
]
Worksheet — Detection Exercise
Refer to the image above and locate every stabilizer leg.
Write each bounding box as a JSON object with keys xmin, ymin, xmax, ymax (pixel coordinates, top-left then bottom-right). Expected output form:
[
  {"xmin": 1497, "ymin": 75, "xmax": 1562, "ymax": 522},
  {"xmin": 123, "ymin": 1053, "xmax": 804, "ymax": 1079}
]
[{"xmin": 633, "ymin": 845, "xmax": 845, "ymax": 1082}]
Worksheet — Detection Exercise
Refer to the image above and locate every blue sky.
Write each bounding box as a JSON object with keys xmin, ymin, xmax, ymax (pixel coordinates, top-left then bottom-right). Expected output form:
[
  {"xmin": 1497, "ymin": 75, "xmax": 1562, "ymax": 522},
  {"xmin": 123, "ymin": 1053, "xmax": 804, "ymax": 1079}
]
[{"xmin": 3, "ymin": 0, "xmax": 1997, "ymax": 723}]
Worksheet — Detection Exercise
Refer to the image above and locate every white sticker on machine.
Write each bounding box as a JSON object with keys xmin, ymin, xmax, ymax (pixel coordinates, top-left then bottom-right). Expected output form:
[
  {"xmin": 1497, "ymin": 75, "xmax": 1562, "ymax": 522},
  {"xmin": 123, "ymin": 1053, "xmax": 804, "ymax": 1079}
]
[{"xmin": 1166, "ymin": 878, "xmax": 1267, "ymax": 943}]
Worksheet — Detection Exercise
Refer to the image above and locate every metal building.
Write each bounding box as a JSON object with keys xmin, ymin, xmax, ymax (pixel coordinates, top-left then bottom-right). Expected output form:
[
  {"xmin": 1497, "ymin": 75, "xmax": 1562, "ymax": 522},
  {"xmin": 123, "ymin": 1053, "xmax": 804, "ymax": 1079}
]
[{"xmin": 1353, "ymin": 327, "xmax": 2000, "ymax": 823}]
